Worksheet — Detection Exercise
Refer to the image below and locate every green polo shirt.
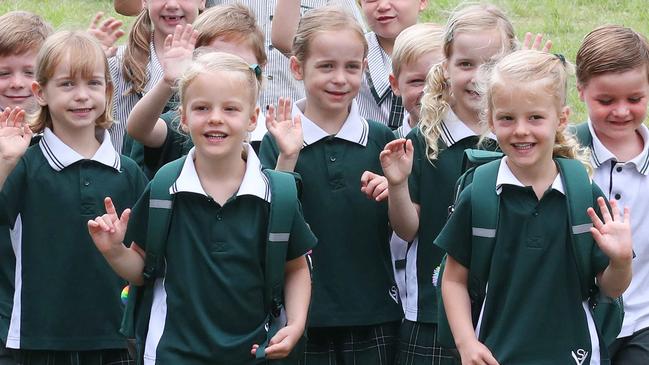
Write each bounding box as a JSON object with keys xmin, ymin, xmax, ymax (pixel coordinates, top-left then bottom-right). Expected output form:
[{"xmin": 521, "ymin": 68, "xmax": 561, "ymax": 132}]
[
  {"xmin": 405, "ymin": 119, "xmax": 497, "ymax": 323},
  {"xmin": 0, "ymin": 128, "xmax": 148, "ymax": 351},
  {"xmin": 125, "ymin": 146, "xmax": 316, "ymax": 365},
  {"xmin": 138, "ymin": 110, "xmax": 192, "ymax": 179},
  {"xmin": 259, "ymin": 99, "xmax": 403, "ymax": 327},
  {"xmin": 435, "ymin": 159, "xmax": 609, "ymax": 364},
  {"xmin": 0, "ymin": 225, "xmax": 14, "ymax": 342}
]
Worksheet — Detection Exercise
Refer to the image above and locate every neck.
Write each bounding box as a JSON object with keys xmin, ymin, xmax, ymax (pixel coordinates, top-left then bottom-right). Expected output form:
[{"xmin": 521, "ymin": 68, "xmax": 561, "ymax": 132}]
[
  {"xmin": 303, "ymin": 101, "xmax": 350, "ymax": 135},
  {"xmin": 52, "ymin": 124, "xmax": 101, "ymax": 159},
  {"xmin": 407, "ymin": 115, "xmax": 418, "ymax": 129},
  {"xmin": 506, "ymin": 157, "xmax": 558, "ymax": 200},
  {"xmin": 193, "ymin": 147, "xmax": 247, "ymax": 204},
  {"xmin": 376, "ymin": 34, "xmax": 394, "ymax": 56},
  {"xmin": 595, "ymin": 129, "xmax": 644, "ymax": 162}
]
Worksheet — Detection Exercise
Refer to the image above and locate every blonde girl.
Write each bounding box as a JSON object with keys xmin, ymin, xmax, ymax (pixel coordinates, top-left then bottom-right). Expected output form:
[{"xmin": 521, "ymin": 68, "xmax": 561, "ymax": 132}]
[
  {"xmin": 0, "ymin": 31, "xmax": 147, "ymax": 364},
  {"xmin": 437, "ymin": 49, "xmax": 633, "ymax": 365}
]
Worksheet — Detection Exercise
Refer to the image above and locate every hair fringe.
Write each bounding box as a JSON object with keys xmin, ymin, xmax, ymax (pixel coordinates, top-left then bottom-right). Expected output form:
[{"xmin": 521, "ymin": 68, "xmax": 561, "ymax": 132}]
[
  {"xmin": 122, "ymin": 9, "xmax": 152, "ymax": 96},
  {"xmin": 418, "ymin": 63, "xmax": 450, "ymax": 162}
]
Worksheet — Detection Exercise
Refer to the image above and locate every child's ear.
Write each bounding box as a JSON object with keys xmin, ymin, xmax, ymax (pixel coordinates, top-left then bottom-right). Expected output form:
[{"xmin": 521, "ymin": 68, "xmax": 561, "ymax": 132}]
[
  {"xmin": 558, "ymin": 106, "xmax": 570, "ymax": 131},
  {"xmin": 576, "ymin": 82, "xmax": 586, "ymax": 102},
  {"xmin": 247, "ymin": 106, "xmax": 259, "ymax": 132},
  {"xmin": 290, "ymin": 56, "xmax": 304, "ymax": 81},
  {"xmin": 389, "ymin": 73, "xmax": 401, "ymax": 97},
  {"xmin": 442, "ymin": 60, "xmax": 450, "ymax": 80},
  {"xmin": 31, "ymin": 81, "xmax": 47, "ymax": 106},
  {"xmin": 179, "ymin": 106, "xmax": 189, "ymax": 133}
]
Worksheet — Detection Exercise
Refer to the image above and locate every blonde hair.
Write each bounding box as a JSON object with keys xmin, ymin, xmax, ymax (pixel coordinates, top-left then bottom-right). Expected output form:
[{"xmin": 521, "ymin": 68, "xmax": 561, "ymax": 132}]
[
  {"xmin": 419, "ymin": 3, "xmax": 516, "ymax": 162},
  {"xmin": 193, "ymin": 3, "xmax": 267, "ymax": 66},
  {"xmin": 576, "ymin": 25, "xmax": 649, "ymax": 86},
  {"xmin": 0, "ymin": 11, "xmax": 52, "ymax": 57},
  {"xmin": 31, "ymin": 31, "xmax": 114, "ymax": 133},
  {"xmin": 391, "ymin": 23, "xmax": 443, "ymax": 79},
  {"xmin": 292, "ymin": 6, "xmax": 367, "ymax": 63},
  {"xmin": 482, "ymin": 50, "xmax": 592, "ymax": 173}
]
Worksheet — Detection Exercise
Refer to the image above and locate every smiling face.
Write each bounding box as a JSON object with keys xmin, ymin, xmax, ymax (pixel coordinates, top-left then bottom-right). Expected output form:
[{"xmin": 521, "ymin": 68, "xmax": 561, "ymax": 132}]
[
  {"xmin": 578, "ymin": 66, "xmax": 649, "ymax": 147},
  {"xmin": 360, "ymin": 0, "xmax": 427, "ymax": 44},
  {"xmin": 145, "ymin": 0, "xmax": 204, "ymax": 37},
  {"xmin": 391, "ymin": 50, "xmax": 442, "ymax": 124},
  {"xmin": 0, "ymin": 50, "xmax": 38, "ymax": 112}
]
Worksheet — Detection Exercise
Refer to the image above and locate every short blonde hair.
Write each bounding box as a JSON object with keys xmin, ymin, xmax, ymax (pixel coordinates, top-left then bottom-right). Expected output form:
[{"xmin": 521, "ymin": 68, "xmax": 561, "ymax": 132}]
[
  {"xmin": 292, "ymin": 6, "xmax": 367, "ymax": 63},
  {"xmin": 193, "ymin": 3, "xmax": 267, "ymax": 67},
  {"xmin": 0, "ymin": 11, "xmax": 52, "ymax": 57},
  {"xmin": 391, "ymin": 23, "xmax": 443, "ymax": 79},
  {"xmin": 31, "ymin": 31, "xmax": 114, "ymax": 133},
  {"xmin": 482, "ymin": 50, "xmax": 591, "ymax": 173}
]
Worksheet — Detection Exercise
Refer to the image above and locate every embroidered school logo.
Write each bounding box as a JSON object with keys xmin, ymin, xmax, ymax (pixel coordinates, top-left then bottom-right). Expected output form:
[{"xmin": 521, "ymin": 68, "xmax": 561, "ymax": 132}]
[
  {"xmin": 389, "ymin": 286, "xmax": 399, "ymax": 304},
  {"xmin": 432, "ymin": 266, "xmax": 441, "ymax": 287},
  {"xmin": 571, "ymin": 349, "xmax": 588, "ymax": 365}
]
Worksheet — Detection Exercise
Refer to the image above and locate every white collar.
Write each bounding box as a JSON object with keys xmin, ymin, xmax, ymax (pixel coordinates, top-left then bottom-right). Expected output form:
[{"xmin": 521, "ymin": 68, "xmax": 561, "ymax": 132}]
[
  {"xmin": 587, "ymin": 120, "xmax": 649, "ymax": 175},
  {"xmin": 293, "ymin": 98, "xmax": 369, "ymax": 147},
  {"xmin": 440, "ymin": 109, "xmax": 496, "ymax": 146},
  {"xmin": 365, "ymin": 32, "xmax": 392, "ymax": 102},
  {"xmin": 495, "ymin": 156, "xmax": 565, "ymax": 195},
  {"xmin": 170, "ymin": 144, "xmax": 271, "ymax": 202},
  {"xmin": 39, "ymin": 127, "xmax": 121, "ymax": 172}
]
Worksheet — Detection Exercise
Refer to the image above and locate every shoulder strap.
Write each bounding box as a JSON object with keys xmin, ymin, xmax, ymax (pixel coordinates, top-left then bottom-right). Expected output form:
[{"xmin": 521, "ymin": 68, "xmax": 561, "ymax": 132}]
[
  {"xmin": 556, "ymin": 158, "xmax": 594, "ymax": 299},
  {"xmin": 255, "ymin": 169, "xmax": 299, "ymax": 359},
  {"xmin": 143, "ymin": 156, "xmax": 187, "ymax": 281}
]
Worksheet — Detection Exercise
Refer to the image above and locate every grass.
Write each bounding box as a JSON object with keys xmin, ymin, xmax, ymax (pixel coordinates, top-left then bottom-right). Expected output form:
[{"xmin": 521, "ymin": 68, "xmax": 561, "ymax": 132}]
[{"xmin": 2, "ymin": 0, "xmax": 648, "ymax": 122}]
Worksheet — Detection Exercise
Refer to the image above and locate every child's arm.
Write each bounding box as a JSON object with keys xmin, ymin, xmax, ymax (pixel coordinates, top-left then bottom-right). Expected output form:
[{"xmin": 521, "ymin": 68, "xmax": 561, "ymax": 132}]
[
  {"xmin": 587, "ymin": 197, "xmax": 633, "ymax": 299},
  {"xmin": 442, "ymin": 256, "xmax": 500, "ymax": 365},
  {"xmin": 266, "ymin": 98, "xmax": 303, "ymax": 172},
  {"xmin": 88, "ymin": 197, "xmax": 145, "ymax": 285},
  {"xmin": 127, "ymin": 24, "xmax": 197, "ymax": 148},
  {"xmin": 271, "ymin": 0, "xmax": 301, "ymax": 56},
  {"xmin": 379, "ymin": 139, "xmax": 420, "ymax": 242},
  {"xmin": 87, "ymin": 12, "xmax": 125, "ymax": 58},
  {"xmin": 251, "ymin": 255, "xmax": 311, "ymax": 359},
  {"xmin": 0, "ymin": 108, "xmax": 31, "ymax": 190}
]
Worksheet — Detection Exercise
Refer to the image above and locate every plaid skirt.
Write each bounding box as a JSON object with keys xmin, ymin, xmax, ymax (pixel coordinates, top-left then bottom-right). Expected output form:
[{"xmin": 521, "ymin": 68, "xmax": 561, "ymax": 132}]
[
  {"xmin": 12, "ymin": 349, "xmax": 132, "ymax": 365},
  {"xmin": 396, "ymin": 320, "xmax": 458, "ymax": 365}
]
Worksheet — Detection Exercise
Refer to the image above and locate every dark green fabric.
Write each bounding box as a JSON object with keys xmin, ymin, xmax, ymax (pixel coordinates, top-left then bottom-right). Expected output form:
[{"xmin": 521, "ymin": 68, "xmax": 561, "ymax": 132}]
[
  {"xmin": 139, "ymin": 111, "xmax": 193, "ymax": 179},
  {"xmin": 0, "ymin": 227, "xmax": 13, "ymax": 343}
]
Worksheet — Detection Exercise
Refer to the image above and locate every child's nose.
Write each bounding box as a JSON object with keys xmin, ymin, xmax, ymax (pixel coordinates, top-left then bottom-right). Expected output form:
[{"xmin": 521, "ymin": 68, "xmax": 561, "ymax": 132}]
[
  {"xmin": 612, "ymin": 103, "xmax": 630, "ymax": 117},
  {"xmin": 9, "ymin": 74, "xmax": 28, "ymax": 89}
]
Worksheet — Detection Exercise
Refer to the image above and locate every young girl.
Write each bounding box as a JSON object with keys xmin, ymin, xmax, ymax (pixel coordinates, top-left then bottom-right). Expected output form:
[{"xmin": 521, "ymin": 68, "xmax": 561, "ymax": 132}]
[
  {"xmin": 259, "ymin": 7, "xmax": 403, "ymax": 364},
  {"xmin": 381, "ymin": 4, "xmax": 515, "ymax": 364},
  {"xmin": 0, "ymin": 31, "xmax": 148, "ymax": 364},
  {"xmin": 576, "ymin": 25, "xmax": 649, "ymax": 364},
  {"xmin": 108, "ymin": 0, "xmax": 205, "ymax": 153},
  {"xmin": 89, "ymin": 52, "xmax": 315, "ymax": 365},
  {"xmin": 436, "ymin": 49, "xmax": 633, "ymax": 364}
]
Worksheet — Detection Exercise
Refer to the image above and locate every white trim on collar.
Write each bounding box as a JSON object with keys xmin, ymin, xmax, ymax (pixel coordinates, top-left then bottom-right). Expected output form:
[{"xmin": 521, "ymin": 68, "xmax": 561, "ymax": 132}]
[
  {"xmin": 293, "ymin": 98, "xmax": 369, "ymax": 147},
  {"xmin": 170, "ymin": 144, "xmax": 271, "ymax": 202},
  {"xmin": 365, "ymin": 33, "xmax": 392, "ymax": 102},
  {"xmin": 495, "ymin": 157, "xmax": 564, "ymax": 195},
  {"xmin": 440, "ymin": 109, "xmax": 496, "ymax": 147},
  {"xmin": 39, "ymin": 128, "xmax": 120, "ymax": 172},
  {"xmin": 588, "ymin": 120, "xmax": 649, "ymax": 175}
]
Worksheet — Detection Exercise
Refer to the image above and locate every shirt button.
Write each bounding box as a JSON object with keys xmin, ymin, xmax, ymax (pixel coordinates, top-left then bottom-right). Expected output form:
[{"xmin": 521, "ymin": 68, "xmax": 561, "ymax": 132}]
[
  {"xmin": 615, "ymin": 193, "xmax": 621, "ymax": 200},
  {"xmin": 533, "ymin": 211, "xmax": 539, "ymax": 217},
  {"xmin": 616, "ymin": 166, "xmax": 623, "ymax": 172},
  {"xmin": 329, "ymin": 156, "xmax": 336, "ymax": 162},
  {"xmin": 216, "ymin": 214, "xmax": 223, "ymax": 221},
  {"xmin": 83, "ymin": 180, "xmax": 90, "ymax": 186}
]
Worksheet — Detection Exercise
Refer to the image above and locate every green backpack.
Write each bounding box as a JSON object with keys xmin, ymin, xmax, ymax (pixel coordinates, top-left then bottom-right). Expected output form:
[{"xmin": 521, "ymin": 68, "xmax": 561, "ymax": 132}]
[
  {"xmin": 435, "ymin": 150, "xmax": 624, "ymax": 359},
  {"xmin": 120, "ymin": 156, "xmax": 300, "ymax": 364}
]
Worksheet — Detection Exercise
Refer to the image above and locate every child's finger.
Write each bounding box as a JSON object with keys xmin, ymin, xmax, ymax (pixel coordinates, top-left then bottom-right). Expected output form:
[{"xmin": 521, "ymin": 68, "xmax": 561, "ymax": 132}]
[
  {"xmin": 360, "ymin": 171, "xmax": 376, "ymax": 187},
  {"xmin": 277, "ymin": 97, "xmax": 286, "ymax": 121},
  {"xmin": 180, "ymin": 24, "xmax": 194, "ymax": 43},
  {"xmin": 292, "ymin": 114, "xmax": 301, "ymax": 129},
  {"xmin": 532, "ymin": 33, "xmax": 543, "ymax": 50},
  {"xmin": 375, "ymin": 185, "xmax": 389, "ymax": 201},
  {"xmin": 542, "ymin": 39, "xmax": 553, "ymax": 52},
  {"xmin": 95, "ymin": 216, "xmax": 112, "ymax": 232},
  {"xmin": 623, "ymin": 206, "xmax": 631, "ymax": 224},
  {"xmin": 405, "ymin": 139, "xmax": 414, "ymax": 156},
  {"xmin": 164, "ymin": 33, "xmax": 173, "ymax": 50},
  {"xmin": 265, "ymin": 104, "xmax": 276, "ymax": 129},
  {"xmin": 104, "ymin": 197, "xmax": 117, "ymax": 216},
  {"xmin": 119, "ymin": 208, "xmax": 131, "ymax": 228},
  {"xmin": 89, "ymin": 12, "xmax": 103, "ymax": 29},
  {"xmin": 283, "ymin": 98, "xmax": 292, "ymax": 121},
  {"xmin": 587, "ymin": 207, "xmax": 604, "ymax": 231},
  {"xmin": 608, "ymin": 199, "xmax": 620, "ymax": 221},
  {"xmin": 172, "ymin": 24, "xmax": 183, "ymax": 44},
  {"xmin": 598, "ymin": 197, "xmax": 612, "ymax": 223}
]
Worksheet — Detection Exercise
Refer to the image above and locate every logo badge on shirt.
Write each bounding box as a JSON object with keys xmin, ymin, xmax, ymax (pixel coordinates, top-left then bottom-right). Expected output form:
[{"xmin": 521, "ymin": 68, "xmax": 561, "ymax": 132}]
[{"xmin": 571, "ymin": 349, "xmax": 588, "ymax": 365}]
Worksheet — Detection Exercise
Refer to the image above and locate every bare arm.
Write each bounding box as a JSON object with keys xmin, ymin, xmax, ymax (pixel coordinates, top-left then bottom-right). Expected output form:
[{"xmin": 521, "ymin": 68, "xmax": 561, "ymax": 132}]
[
  {"xmin": 113, "ymin": 0, "xmax": 143, "ymax": 16},
  {"xmin": 271, "ymin": 0, "xmax": 301, "ymax": 55}
]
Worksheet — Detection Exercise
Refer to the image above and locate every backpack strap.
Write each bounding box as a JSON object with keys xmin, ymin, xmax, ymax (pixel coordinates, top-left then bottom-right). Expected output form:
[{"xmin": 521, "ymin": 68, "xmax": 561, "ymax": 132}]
[{"xmin": 255, "ymin": 169, "xmax": 299, "ymax": 359}]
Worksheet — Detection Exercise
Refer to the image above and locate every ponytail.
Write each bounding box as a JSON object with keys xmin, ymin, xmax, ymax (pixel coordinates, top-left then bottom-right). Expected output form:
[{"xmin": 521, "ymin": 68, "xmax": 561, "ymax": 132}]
[
  {"xmin": 418, "ymin": 63, "xmax": 451, "ymax": 162},
  {"xmin": 122, "ymin": 8, "xmax": 152, "ymax": 95}
]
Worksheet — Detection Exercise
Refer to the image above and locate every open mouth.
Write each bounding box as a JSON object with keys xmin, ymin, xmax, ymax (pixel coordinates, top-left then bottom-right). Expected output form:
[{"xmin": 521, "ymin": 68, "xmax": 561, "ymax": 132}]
[
  {"xmin": 326, "ymin": 90, "xmax": 347, "ymax": 97},
  {"xmin": 4, "ymin": 95, "xmax": 30, "ymax": 101},
  {"xmin": 70, "ymin": 107, "xmax": 93, "ymax": 114},
  {"xmin": 512, "ymin": 143, "xmax": 534, "ymax": 151},
  {"xmin": 377, "ymin": 16, "xmax": 396, "ymax": 23},
  {"xmin": 205, "ymin": 132, "xmax": 227, "ymax": 142},
  {"xmin": 161, "ymin": 15, "xmax": 185, "ymax": 24}
]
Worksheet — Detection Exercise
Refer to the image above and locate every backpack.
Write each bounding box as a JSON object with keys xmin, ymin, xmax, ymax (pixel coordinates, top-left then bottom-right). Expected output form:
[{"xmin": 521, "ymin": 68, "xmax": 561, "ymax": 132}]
[
  {"xmin": 435, "ymin": 150, "xmax": 624, "ymax": 358},
  {"xmin": 120, "ymin": 156, "xmax": 300, "ymax": 364}
]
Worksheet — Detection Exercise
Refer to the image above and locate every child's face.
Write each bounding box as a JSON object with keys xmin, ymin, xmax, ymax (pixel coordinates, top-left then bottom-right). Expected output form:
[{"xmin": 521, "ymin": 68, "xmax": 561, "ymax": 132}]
[
  {"xmin": 290, "ymin": 29, "xmax": 365, "ymax": 119},
  {"xmin": 0, "ymin": 50, "xmax": 38, "ymax": 112},
  {"xmin": 145, "ymin": 0, "xmax": 204, "ymax": 37},
  {"xmin": 390, "ymin": 50, "xmax": 442, "ymax": 123},
  {"xmin": 207, "ymin": 38, "xmax": 259, "ymax": 66},
  {"xmin": 360, "ymin": 0, "xmax": 427, "ymax": 41},
  {"xmin": 181, "ymin": 71, "xmax": 257, "ymax": 160},
  {"xmin": 32, "ymin": 55, "xmax": 108, "ymax": 133},
  {"xmin": 578, "ymin": 66, "xmax": 649, "ymax": 145},
  {"xmin": 444, "ymin": 29, "xmax": 504, "ymax": 124},
  {"xmin": 489, "ymin": 81, "xmax": 568, "ymax": 179}
]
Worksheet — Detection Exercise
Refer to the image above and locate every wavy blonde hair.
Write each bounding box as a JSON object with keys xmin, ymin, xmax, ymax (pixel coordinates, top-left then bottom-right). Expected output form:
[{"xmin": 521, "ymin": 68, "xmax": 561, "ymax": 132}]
[
  {"xmin": 419, "ymin": 3, "xmax": 516, "ymax": 162},
  {"xmin": 482, "ymin": 50, "xmax": 592, "ymax": 174}
]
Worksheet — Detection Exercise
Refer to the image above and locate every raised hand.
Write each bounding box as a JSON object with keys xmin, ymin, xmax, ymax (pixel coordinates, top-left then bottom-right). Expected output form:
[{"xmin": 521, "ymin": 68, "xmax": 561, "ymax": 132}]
[
  {"xmin": 250, "ymin": 324, "xmax": 303, "ymax": 359},
  {"xmin": 266, "ymin": 97, "xmax": 303, "ymax": 158},
  {"xmin": 87, "ymin": 12, "xmax": 125, "ymax": 58},
  {"xmin": 0, "ymin": 107, "xmax": 32, "ymax": 162},
  {"xmin": 88, "ymin": 197, "xmax": 131, "ymax": 256},
  {"xmin": 379, "ymin": 138, "xmax": 414, "ymax": 186},
  {"xmin": 522, "ymin": 32, "xmax": 553, "ymax": 52},
  {"xmin": 587, "ymin": 197, "xmax": 633, "ymax": 265},
  {"xmin": 162, "ymin": 24, "xmax": 198, "ymax": 87}
]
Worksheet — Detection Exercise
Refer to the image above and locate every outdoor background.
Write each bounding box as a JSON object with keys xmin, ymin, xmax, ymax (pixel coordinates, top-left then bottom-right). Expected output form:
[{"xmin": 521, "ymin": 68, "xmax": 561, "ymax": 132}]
[{"xmin": 1, "ymin": 0, "xmax": 648, "ymax": 122}]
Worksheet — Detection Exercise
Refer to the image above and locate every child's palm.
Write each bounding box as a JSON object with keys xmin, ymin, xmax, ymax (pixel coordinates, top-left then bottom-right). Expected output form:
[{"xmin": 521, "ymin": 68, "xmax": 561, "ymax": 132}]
[
  {"xmin": 588, "ymin": 198, "xmax": 633, "ymax": 262},
  {"xmin": 88, "ymin": 197, "xmax": 130, "ymax": 255},
  {"xmin": 162, "ymin": 25, "xmax": 198, "ymax": 85},
  {"xmin": 267, "ymin": 98, "xmax": 303, "ymax": 157},
  {"xmin": 380, "ymin": 139, "xmax": 413, "ymax": 185},
  {"xmin": 0, "ymin": 108, "xmax": 31, "ymax": 161}
]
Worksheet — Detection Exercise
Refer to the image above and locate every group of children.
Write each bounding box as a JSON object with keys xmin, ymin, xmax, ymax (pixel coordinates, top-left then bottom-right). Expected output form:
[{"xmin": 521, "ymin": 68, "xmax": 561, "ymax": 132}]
[{"xmin": 0, "ymin": 0, "xmax": 647, "ymax": 364}]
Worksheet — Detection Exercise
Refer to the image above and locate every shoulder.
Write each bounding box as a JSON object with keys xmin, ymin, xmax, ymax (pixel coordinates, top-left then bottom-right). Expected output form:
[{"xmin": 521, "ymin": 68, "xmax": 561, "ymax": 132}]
[{"xmin": 366, "ymin": 119, "xmax": 395, "ymax": 148}]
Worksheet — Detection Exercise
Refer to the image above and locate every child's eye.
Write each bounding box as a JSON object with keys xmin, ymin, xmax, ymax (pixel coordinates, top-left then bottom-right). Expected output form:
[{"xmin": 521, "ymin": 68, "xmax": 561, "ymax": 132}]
[
  {"xmin": 59, "ymin": 81, "xmax": 73, "ymax": 87},
  {"xmin": 24, "ymin": 70, "xmax": 34, "ymax": 77},
  {"xmin": 629, "ymin": 96, "xmax": 644, "ymax": 103},
  {"xmin": 0, "ymin": 72, "xmax": 9, "ymax": 78},
  {"xmin": 89, "ymin": 79, "xmax": 104, "ymax": 86},
  {"xmin": 224, "ymin": 106, "xmax": 241, "ymax": 112},
  {"xmin": 408, "ymin": 79, "xmax": 425, "ymax": 86},
  {"xmin": 597, "ymin": 99, "xmax": 613, "ymax": 106},
  {"xmin": 319, "ymin": 63, "xmax": 333, "ymax": 69},
  {"xmin": 193, "ymin": 105, "xmax": 208, "ymax": 111},
  {"xmin": 530, "ymin": 115, "xmax": 544, "ymax": 120},
  {"xmin": 458, "ymin": 61, "xmax": 472, "ymax": 68}
]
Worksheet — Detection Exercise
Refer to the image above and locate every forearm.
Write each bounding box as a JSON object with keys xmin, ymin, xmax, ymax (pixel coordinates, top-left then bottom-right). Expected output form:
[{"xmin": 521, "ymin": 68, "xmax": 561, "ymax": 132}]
[
  {"xmin": 271, "ymin": 0, "xmax": 301, "ymax": 55},
  {"xmin": 388, "ymin": 182, "xmax": 420, "ymax": 241},
  {"xmin": 275, "ymin": 153, "xmax": 299, "ymax": 172},
  {"xmin": 126, "ymin": 80, "xmax": 174, "ymax": 147},
  {"xmin": 283, "ymin": 256, "xmax": 311, "ymax": 331},
  {"xmin": 101, "ymin": 243, "xmax": 146, "ymax": 285},
  {"xmin": 442, "ymin": 256, "xmax": 478, "ymax": 350},
  {"xmin": 598, "ymin": 259, "xmax": 632, "ymax": 299}
]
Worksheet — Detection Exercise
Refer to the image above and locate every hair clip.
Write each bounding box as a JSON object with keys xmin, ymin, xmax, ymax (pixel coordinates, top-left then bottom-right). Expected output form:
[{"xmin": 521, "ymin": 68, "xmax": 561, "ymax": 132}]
[
  {"xmin": 249, "ymin": 63, "xmax": 262, "ymax": 79},
  {"xmin": 554, "ymin": 53, "xmax": 567, "ymax": 65}
]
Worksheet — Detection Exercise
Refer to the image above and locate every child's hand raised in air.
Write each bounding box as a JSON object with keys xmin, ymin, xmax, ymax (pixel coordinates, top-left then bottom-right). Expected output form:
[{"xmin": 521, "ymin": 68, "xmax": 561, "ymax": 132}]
[
  {"xmin": 522, "ymin": 32, "xmax": 552, "ymax": 52},
  {"xmin": 458, "ymin": 339, "xmax": 500, "ymax": 365},
  {"xmin": 266, "ymin": 97, "xmax": 303, "ymax": 159},
  {"xmin": 162, "ymin": 24, "xmax": 198, "ymax": 87},
  {"xmin": 88, "ymin": 197, "xmax": 131, "ymax": 257},
  {"xmin": 587, "ymin": 198, "xmax": 633, "ymax": 266},
  {"xmin": 360, "ymin": 172, "xmax": 389, "ymax": 201},
  {"xmin": 87, "ymin": 12, "xmax": 125, "ymax": 58},
  {"xmin": 379, "ymin": 138, "xmax": 414, "ymax": 187},
  {"xmin": 250, "ymin": 323, "xmax": 303, "ymax": 359},
  {"xmin": 0, "ymin": 107, "xmax": 32, "ymax": 162}
]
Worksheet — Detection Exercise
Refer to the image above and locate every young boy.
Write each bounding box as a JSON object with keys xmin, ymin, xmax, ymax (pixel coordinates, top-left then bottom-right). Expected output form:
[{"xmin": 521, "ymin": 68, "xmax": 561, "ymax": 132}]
[
  {"xmin": 0, "ymin": 11, "xmax": 51, "ymax": 364},
  {"xmin": 576, "ymin": 25, "xmax": 649, "ymax": 364}
]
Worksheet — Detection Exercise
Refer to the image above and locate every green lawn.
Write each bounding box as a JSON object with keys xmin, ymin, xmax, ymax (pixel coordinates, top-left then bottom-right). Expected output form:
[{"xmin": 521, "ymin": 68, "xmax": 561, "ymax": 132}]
[{"xmin": 2, "ymin": 0, "xmax": 648, "ymax": 122}]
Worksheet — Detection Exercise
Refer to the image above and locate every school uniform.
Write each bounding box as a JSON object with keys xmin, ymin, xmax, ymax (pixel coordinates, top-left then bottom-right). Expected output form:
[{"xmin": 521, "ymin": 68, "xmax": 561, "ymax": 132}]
[
  {"xmin": 259, "ymin": 99, "xmax": 403, "ymax": 364},
  {"xmin": 397, "ymin": 111, "xmax": 495, "ymax": 365},
  {"xmin": 357, "ymin": 33, "xmax": 405, "ymax": 129},
  {"xmin": 0, "ymin": 128, "xmax": 148, "ymax": 364},
  {"xmin": 585, "ymin": 120, "xmax": 649, "ymax": 364},
  {"xmin": 124, "ymin": 145, "xmax": 316, "ymax": 365},
  {"xmin": 435, "ymin": 157, "xmax": 610, "ymax": 364}
]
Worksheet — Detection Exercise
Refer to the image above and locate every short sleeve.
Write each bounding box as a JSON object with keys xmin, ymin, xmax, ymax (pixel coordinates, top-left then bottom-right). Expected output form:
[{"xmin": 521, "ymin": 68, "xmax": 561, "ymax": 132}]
[
  {"xmin": 124, "ymin": 184, "xmax": 152, "ymax": 250},
  {"xmin": 258, "ymin": 134, "xmax": 280, "ymax": 170},
  {"xmin": 0, "ymin": 158, "xmax": 27, "ymax": 227},
  {"xmin": 286, "ymin": 202, "xmax": 317, "ymax": 261},
  {"xmin": 434, "ymin": 185, "xmax": 473, "ymax": 268}
]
